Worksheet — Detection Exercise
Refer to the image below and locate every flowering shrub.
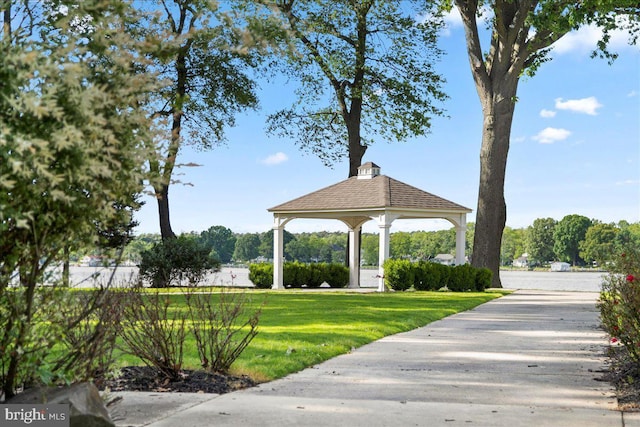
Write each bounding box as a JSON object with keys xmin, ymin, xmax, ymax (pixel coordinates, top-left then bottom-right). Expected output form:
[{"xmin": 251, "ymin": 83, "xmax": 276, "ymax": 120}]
[{"xmin": 598, "ymin": 246, "xmax": 640, "ymax": 361}]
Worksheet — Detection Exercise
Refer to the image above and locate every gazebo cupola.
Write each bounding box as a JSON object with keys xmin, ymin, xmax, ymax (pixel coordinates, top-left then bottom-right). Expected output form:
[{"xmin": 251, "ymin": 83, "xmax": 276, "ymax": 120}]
[
  {"xmin": 357, "ymin": 162, "xmax": 381, "ymax": 179},
  {"xmin": 268, "ymin": 162, "xmax": 471, "ymax": 292}
]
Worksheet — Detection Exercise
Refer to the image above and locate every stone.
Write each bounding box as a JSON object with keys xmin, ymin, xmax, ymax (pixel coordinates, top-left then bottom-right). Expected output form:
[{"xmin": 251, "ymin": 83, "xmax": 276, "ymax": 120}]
[{"xmin": 8, "ymin": 382, "xmax": 114, "ymax": 427}]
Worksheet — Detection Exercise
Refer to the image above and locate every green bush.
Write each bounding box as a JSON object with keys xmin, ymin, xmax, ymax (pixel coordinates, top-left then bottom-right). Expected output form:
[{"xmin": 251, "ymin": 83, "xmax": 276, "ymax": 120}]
[
  {"xmin": 475, "ymin": 268, "xmax": 493, "ymax": 291},
  {"xmin": 383, "ymin": 259, "xmax": 414, "ymax": 291},
  {"xmin": 138, "ymin": 236, "xmax": 220, "ymax": 287},
  {"xmin": 598, "ymin": 246, "xmax": 640, "ymax": 361},
  {"xmin": 449, "ymin": 264, "xmax": 476, "ymax": 291},
  {"xmin": 413, "ymin": 261, "xmax": 440, "ymax": 291},
  {"xmin": 324, "ymin": 263, "xmax": 349, "ymax": 288},
  {"xmin": 306, "ymin": 263, "xmax": 326, "ymax": 288},
  {"xmin": 248, "ymin": 263, "xmax": 273, "ymax": 289},
  {"xmin": 431, "ymin": 263, "xmax": 450, "ymax": 290}
]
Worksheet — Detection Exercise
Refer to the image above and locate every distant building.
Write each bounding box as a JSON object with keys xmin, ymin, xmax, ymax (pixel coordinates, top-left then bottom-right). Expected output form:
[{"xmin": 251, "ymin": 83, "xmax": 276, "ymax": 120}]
[
  {"xmin": 513, "ymin": 254, "xmax": 529, "ymax": 268},
  {"xmin": 434, "ymin": 254, "xmax": 455, "ymax": 266},
  {"xmin": 550, "ymin": 262, "xmax": 571, "ymax": 272}
]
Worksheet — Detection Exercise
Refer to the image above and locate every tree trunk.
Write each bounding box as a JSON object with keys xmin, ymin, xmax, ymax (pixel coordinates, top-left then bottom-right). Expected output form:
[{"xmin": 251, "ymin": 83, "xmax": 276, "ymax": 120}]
[
  {"xmin": 156, "ymin": 183, "xmax": 176, "ymax": 240},
  {"xmin": 472, "ymin": 82, "xmax": 523, "ymax": 286}
]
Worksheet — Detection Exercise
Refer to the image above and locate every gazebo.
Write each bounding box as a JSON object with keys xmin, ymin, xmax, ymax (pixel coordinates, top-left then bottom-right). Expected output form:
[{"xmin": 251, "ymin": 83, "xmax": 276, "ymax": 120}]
[{"xmin": 268, "ymin": 162, "xmax": 472, "ymax": 292}]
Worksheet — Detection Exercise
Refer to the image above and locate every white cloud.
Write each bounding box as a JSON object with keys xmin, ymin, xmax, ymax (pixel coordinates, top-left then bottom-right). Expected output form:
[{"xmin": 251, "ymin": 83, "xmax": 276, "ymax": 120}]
[
  {"xmin": 551, "ymin": 19, "xmax": 639, "ymax": 56},
  {"xmin": 555, "ymin": 97, "xmax": 602, "ymax": 115},
  {"xmin": 540, "ymin": 109, "xmax": 556, "ymax": 118},
  {"xmin": 532, "ymin": 127, "xmax": 572, "ymax": 144},
  {"xmin": 628, "ymin": 90, "xmax": 638, "ymax": 98},
  {"xmin": 260, "ymin": 152, "xmax": 289, "ymax": 166},
  {"xmin": 616, "ymin": 179, "xmax": 640, "ymax": 186}
]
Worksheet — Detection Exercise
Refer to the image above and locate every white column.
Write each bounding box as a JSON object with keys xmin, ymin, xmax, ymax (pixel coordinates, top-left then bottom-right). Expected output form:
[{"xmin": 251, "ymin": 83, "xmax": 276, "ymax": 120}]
[
  {"xmin": 455, "ymin": 214, "xmax": 467, "ymax": 266},
  {"xmin": 272, "ymin": 216, "xmax": 285, "ymax": 290},
  {"xmin": 348, "ymin": 225, "xmax": 362, "ymax": 288},
  {"xmin": 377, "ymin": 216, "xmax": 391, "ymax": 292}
]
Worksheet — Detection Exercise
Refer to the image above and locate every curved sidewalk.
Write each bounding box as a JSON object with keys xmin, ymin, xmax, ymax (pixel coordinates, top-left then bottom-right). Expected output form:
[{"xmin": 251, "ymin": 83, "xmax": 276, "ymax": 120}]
[{"xmin": 113, "ymin": 290, "xmax": 634, "ymax": 427}]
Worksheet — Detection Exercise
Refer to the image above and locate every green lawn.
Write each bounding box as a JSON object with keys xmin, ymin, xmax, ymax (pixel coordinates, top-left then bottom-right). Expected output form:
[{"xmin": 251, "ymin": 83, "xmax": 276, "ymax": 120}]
[{"xmin": 116, "ymin": 290, "xmax": 506, "ymax": 382}]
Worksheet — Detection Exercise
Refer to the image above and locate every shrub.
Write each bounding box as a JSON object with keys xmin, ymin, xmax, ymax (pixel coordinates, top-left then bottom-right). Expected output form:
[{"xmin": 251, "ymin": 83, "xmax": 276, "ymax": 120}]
[
  {"xmin": 449, "ymin": 264, "xmax": 476, "ymax": 291},
  {"xmin": 184, "ymin": 288, "xmax": 263, "ymax": 373},
  {"xmin": 306, "ymin": 263, "xmax": 326, "ymax": 288},
  {"xmin": 413, "ymin": 262, "xmax": 441, "ymax": 291},
  {"xmin": 248, "ymin": 263, "xmax": 273, "ymax": 289},
  {"xmin": 431, "ymin": 263, "xmax": 450, "ymax": 290},
  {"xmin": 138, "ymin": 236, "xmax": 221, "ymax": 288},
  {"xmin": 598, "ymin": 246, "xmax": 640, "ymax": 362},
  {"xmin": 117, "ymin": 289, "xmax": 188, "ymax": 380},
  {"xmin": 383, "ymin": 259, "xmax": 414, "ymax": 291},
  {"xmin": 324, "ymin": 263, "xmax": 349, "ymax": 288},
  {"xmin": 250, "ymin": 262, "xmax": 348, "ymax": 288},
  {"xmin": 475, "ymin": 268, "xmax": 493, "ymax": 291}
]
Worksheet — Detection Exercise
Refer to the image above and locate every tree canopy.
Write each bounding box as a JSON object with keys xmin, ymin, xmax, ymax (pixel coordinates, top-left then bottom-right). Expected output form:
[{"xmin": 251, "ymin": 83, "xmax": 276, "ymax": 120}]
[
  {"xmin": 134, "ymin": 0, "xmax": 260, "ymax": 239},
  {"xmin": 241, "ymin": 0, "xmax": 447, "ymax": 176}
]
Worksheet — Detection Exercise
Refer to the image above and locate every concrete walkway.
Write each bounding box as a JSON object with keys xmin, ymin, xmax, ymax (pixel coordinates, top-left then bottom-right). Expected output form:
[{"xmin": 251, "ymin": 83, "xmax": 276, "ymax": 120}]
[{"xmin": 111, "ymin": 290, "xmax": 639, "ymax": 427}]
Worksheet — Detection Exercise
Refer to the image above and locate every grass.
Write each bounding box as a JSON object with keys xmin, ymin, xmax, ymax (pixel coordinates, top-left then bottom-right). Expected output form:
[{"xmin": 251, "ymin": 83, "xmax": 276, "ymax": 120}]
[{"xmin": 114, "ymin": 290, "xmax": 507, "ymax": 383}]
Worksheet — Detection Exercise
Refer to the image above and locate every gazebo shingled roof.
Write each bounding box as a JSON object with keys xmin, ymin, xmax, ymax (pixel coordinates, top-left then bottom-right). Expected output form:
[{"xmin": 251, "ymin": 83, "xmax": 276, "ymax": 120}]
[
  {"xmin": 268, "ymin": 162, "xmax": 471, "ymax": 292},
  {"xmin": 268, "ymin": 174, "xmax": 470, "ymax": 213}
]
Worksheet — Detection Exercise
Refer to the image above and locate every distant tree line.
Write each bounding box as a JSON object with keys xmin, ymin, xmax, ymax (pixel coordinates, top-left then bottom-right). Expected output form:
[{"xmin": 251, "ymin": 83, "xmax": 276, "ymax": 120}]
[{"xmin": 106, "ymin": 216, "xmax": 640, "ymax": 269}]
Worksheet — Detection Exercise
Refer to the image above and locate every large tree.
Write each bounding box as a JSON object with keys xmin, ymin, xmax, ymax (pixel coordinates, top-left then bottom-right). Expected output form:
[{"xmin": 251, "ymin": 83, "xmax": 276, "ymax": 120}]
[
  {"xmin": 134, "ymin": 0, "xmax": 259, "ymax": 240},
  {"xmin": 242, "ymin": 0, "xmax": 447, "ymax": 176},
  {"xmin": 553, "ymin": 214, "xmax": 592, "ymax": 266},
  {"xmin": 0, "ymin": 0, "xmax": 157, "ymax": 398},
  {"xmin": 526, "ymin": 217, "xmax": 557, "ymax": 265},
  {"xmin": 452, "ymin": 0, "xmax": 638, "ymax": 286}
]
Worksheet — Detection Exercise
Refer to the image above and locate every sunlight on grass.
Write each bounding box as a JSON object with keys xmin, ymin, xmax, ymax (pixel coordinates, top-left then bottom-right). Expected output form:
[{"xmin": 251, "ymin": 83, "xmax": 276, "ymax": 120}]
[{"xmin": 113, "ymin": 290, "xmax": 506, "ymax": 383}]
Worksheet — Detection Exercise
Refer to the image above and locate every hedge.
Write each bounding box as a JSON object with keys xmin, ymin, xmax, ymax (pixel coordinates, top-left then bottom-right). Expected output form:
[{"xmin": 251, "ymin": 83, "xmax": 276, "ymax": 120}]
[
  {"xmin": 248, "ymin": 262, "xmax": 349, "ymax": 289},
  {"xmin": 383, "ymin": 259, "xmax": 492, "ymax": 292}
]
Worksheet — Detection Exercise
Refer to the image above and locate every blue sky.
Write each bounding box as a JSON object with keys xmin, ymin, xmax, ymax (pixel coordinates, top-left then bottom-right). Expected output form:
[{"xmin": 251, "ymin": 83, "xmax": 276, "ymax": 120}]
[{"xmin": 133, "ymin": 9, "xmax": 640, "ymax": 236}]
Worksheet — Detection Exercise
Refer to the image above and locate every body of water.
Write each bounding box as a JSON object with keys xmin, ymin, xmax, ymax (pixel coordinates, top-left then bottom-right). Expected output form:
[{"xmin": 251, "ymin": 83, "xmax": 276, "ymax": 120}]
[{"xmin": 61, "ymin": 266, "xmax": 605, "ymax": 292}]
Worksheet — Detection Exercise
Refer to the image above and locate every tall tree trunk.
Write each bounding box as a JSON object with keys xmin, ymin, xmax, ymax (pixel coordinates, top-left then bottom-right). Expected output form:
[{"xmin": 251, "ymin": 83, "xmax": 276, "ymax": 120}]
[
  {"xmin": 471, "ymin": 84, "xmax": 517, "ymax": 288},
  {"xmin": 156, "ymin": 183, "xmax": 176, "ymax": 240},
  {"xmin": 456, "ymin": 1, "xmax": 528, "ymax": 288}
]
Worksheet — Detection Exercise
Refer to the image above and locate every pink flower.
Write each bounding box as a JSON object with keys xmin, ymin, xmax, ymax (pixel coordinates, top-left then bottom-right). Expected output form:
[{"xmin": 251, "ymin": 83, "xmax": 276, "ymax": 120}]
[
  {"xmin": 626, "ymin": 275, "xmax": 635, "ymax": 283},
  {"xmin": 611, "ymin": 337, "xmax": 619, "ymax": 344}
]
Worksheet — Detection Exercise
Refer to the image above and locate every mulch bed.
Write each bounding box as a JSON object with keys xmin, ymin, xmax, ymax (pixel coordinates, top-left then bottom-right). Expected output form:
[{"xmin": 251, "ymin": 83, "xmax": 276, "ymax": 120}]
[{"xmin": 101, "ymin": 366, "xmax": 256, "ymax": 394}]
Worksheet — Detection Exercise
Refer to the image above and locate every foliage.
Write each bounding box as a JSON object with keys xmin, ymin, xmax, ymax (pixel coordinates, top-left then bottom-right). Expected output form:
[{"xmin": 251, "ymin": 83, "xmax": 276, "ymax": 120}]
[
  {"xmin": 132, "ymin": 0, "xmax": 260, "ymax": 239},
  {"xmin": 383, "ymin": 259, "xmax": 414, "ymax": 291},
  {"xmin": 0, "ymin": 0, "xmax": 157, "ymax": 399},
  {"xmin": 448, "ymin": 264, "xmax": 477, "ymax": 292},
  {"xmin": 500, "ymin": 227, "xmax": 526, "ymax": 266},
  {"xmin": 553, "ymin": 215, "xmax": 593, "ymax": 266},
  {"xmin": 233, "ymin": 233, "xmax": 262, "ymax": 262},
  {"xmin": 579, "ymin": 222, "xmax": 619, "ymax": 266},
  {"xmin": 323, "ymin": 263, "xmax": 349, "ymax": 288},
  {"xmin": 598, "ymin": 246, "xmax": 640, "ymax": 362},
  {"xmin": 0, "ymin": 285, "xmax": 126, "ymax": 398},
  {"xmin": 384, "ymin": 259, "xmax": 488, "ymax": 292},
  {"xmin": 526, "ymin": 218, "xmax": 557, "ymax": 265},
  {"xmin": 241, "ymin": 0, "xmax": 446, "ymax": 174},
  {"xmin": 248, "ymin": 262, "xmax": 349, "ymax": 288},
  {"xmin": 55, "ymin": 289, "xmax": 126, "ymax": 387},
  {"xmin": 117, "ymin": 289, "xmax": 188, "ymax": 380},
  {"xmin": 184, "ymin": 288, "xmax": 263, "ymax": 373},
  {"xmin": 199, "ymin": 226, "xmax": 237, "ymax": 264},
  {"xmin": 475, "ymin": 268, "xmax": 493, "ymax": 292},
  {"xmin": 248, "ymin": 263, "xmax": 274, "ymax": 289},
  {"xmin": 138, "ymin": 235, "xmax": 221, "ymax": 287}
]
